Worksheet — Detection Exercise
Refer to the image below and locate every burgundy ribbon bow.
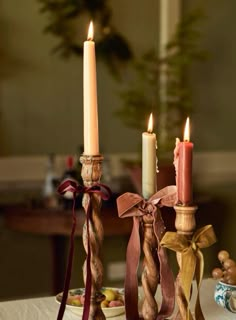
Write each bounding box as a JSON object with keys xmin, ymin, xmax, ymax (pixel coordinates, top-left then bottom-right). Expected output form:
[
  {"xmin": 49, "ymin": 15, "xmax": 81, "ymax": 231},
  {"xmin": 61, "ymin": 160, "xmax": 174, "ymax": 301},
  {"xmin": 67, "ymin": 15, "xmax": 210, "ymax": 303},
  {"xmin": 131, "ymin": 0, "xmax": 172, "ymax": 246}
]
[
  {"xmin": 116, "ymin": 185, "xmax": 177, "ymax": 320},
  {"xmin": 56, "ymin": 178, "xmax": 111, "ymax": 320}
]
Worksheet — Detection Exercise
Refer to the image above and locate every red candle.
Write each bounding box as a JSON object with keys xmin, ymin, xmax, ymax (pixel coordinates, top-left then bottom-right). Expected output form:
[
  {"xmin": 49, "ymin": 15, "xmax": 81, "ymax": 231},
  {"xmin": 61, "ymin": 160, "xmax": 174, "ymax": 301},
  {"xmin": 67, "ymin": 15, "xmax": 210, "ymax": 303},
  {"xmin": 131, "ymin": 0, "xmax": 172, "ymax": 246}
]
[{"xmin": 174, "ymin": 118, "xmax": 193, "ymax": 205}]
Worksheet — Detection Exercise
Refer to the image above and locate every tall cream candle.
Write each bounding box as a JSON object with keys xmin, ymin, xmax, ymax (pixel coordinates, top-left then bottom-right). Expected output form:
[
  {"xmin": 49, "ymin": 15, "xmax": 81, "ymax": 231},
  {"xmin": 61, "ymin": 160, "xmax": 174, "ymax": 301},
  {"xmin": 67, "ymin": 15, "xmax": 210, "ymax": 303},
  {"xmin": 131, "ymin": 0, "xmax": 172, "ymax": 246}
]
[
  {"xmin": 83, "ymin": 21, "xmax": 99, "ymax": 155},
  {"xmin": 142, "ymin": 113, "xmax": 157, "ymax": 199}
]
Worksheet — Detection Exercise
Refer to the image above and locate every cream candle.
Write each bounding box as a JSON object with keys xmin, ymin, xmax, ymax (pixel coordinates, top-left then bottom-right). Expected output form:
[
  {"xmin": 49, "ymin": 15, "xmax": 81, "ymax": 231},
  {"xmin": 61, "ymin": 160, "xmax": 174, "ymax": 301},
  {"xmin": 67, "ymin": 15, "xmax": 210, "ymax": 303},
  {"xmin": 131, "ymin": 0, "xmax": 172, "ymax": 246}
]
[
  {"xmin": 83, "ymin": 21, "xmax": 99, "ymax": 155},
  {"xmin": 142, "ymin": 113, "xmax": 157, "ymax": 199},
  {"xmin": 176, "ymin": 117, "xmax": 193, "ymax": 205}
]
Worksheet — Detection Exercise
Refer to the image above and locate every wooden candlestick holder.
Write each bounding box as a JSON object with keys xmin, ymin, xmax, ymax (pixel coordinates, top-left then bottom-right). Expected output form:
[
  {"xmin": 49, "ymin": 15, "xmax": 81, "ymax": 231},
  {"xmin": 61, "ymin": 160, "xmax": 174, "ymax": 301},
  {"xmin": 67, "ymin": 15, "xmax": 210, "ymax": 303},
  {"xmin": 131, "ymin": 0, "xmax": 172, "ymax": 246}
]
[
  {"xmin": 174, "ymin": 204, "xmax": 198, "ymax": 319},
  {"xmin": 141, "ymin": 212, "xmax": 159, "ymax": 320},
  {"xmin": 174, "ymin": 205, "xmax": 197, "ymax": 236},
  {"xmin": 80, "ymin": 154, "xmax": 105, "ymax": 320}
]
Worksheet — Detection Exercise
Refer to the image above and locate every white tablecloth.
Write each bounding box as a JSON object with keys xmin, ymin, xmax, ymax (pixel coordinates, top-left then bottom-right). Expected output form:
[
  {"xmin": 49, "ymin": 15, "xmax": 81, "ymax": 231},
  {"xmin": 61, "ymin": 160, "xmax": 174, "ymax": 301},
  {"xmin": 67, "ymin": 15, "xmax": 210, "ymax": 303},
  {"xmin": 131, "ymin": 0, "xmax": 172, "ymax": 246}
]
[{"xmin": 0, "ymin": 279, "xmax": 235, "ymax": 319}]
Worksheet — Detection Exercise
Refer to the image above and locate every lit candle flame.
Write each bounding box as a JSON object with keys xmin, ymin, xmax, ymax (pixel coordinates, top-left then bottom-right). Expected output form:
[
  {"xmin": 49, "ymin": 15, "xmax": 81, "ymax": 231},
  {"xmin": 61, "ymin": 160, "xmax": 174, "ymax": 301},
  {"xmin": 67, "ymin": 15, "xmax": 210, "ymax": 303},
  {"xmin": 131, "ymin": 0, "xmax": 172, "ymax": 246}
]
[
  {"xmin": 147, "ymin": 113, "xmax": 153, "ymax": 133},
  {"xmin": 184, "ymin": 117, "xmax": 190, "ymax": 142},
  {"xmin": 87, "ymin": 21, "xmax": 94, "ymax": 41}
]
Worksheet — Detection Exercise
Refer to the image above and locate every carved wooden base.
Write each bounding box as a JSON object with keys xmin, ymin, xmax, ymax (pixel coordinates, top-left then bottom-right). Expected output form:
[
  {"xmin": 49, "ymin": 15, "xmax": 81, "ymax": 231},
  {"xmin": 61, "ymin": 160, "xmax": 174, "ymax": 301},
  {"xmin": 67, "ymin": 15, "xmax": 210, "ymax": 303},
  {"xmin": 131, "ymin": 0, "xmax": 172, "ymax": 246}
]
[{"xmin": 80, "ymin": 154, "xmax": 105, "ymax": 320}]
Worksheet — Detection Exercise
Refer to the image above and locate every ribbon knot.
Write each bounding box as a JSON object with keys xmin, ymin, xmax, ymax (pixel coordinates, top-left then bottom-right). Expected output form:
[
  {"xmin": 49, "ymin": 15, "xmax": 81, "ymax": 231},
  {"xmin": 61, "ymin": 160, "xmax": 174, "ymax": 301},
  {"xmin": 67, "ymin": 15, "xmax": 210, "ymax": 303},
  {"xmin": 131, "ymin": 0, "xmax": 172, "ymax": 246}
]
[
  {"xmin": 191, "ymin": 241, "xmax": 197, "ymax": 252},
  {"xmin": 58, "ymin": 178, "xmax": 111, "ymax": 201},
  {"xmin": 140, "ymin": 201, "xmax": 156, "ymax": 215},
  {"xmin": 116, "ymin": 185, "xmax": 177, "ymax": 320}
]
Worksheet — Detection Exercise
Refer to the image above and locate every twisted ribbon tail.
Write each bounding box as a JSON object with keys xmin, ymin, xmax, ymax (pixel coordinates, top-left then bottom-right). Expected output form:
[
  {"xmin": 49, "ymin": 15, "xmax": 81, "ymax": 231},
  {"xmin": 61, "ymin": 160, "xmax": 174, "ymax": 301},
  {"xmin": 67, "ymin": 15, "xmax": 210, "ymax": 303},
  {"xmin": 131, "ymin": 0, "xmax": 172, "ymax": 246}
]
[
  {"xmin": 57, "ymin": 193, "xmax": 77, "ymax": 320},
  {"xmin": 156, "ymin": 246, "xmax": 175, "ymax": 320},
  {"xmin": 174, "ymin": 276, "xmax": 189, "ymax": 320},
  {"xmin": 125, "ymin": 216, "xmax": 141, "ymax": 320},
  {"xmin": 194, "ymin": 250, "xmax": 205, "ymax": 320},
  {"xmin": 181, "ymin": 248, "xmax": 196, "ymax": 320},
  {"xmin": 82, "ymin": 197, "xmax": 92, "ymax": 320},
  {"xmin": 193, "ymin": 225, "xmax": 217, "ymax": 320},
  {"xmin": 152, "ymin": 210, "xmax": 175, "ymax": 320},
  {"xmin": 150, "ymin": 186, "xmax": 177, "ymax": 320},
  {"xmin": 116, "ymin": 193, "xmax": 144, "ymax": 320}
]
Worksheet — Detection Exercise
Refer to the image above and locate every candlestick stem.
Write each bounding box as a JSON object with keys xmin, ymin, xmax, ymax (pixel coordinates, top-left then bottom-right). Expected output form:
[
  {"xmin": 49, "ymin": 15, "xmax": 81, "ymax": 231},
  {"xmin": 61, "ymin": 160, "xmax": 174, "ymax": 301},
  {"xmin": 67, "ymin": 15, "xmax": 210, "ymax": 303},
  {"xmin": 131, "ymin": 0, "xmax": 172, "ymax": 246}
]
[
  {"xmin": 80, "ymin": 154, "xmax": 105, "ymax": 320},
  {"xmin": 174, "ymin": 204, "xmax": 198, "ymax": 319},
  {"xmin": 141, "ymin": 213, "xmax": 159, "ymax": 320}
]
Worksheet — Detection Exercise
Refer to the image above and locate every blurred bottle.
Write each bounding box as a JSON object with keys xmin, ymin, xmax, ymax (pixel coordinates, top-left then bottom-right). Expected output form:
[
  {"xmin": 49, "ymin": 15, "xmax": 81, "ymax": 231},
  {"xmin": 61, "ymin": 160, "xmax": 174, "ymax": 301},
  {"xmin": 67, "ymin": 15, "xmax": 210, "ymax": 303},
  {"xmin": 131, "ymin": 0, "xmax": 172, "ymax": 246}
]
[
  {"xmin": 42, "ymin": 153, "xmax": 59, "ymax": 208},
  {"xmin": 63, "ymin": 155, "xmax": 78, "ymax": 181},
  {"xmin": 102, "ymin": 158, "xmax": 112, "ymax": 185}
]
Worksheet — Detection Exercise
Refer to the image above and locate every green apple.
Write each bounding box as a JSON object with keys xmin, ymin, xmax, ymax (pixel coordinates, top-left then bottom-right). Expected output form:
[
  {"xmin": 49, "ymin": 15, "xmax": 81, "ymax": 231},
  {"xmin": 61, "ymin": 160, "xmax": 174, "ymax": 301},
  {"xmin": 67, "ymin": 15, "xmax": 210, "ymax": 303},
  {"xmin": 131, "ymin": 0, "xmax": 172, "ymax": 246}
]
[
  {"xmin": 71, "ymin": 297, "xmax": 82, "ymax": 306},
  {"xmin": 102, "ymin": 288, "xmax": 117, "ymax": 302}
]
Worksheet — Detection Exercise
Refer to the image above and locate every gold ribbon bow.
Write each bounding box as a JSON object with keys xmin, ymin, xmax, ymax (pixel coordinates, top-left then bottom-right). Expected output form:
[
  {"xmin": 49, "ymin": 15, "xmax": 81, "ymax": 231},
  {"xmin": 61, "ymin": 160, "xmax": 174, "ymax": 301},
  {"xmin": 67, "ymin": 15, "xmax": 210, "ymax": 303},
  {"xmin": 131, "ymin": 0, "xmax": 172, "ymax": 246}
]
[
  {"xmin": 117, "ymin": 185, "xmax": 177, "ymax": 320},
  {"xmin": 160, "ymin": 224, "xmax": 217, "ymax": 320}
]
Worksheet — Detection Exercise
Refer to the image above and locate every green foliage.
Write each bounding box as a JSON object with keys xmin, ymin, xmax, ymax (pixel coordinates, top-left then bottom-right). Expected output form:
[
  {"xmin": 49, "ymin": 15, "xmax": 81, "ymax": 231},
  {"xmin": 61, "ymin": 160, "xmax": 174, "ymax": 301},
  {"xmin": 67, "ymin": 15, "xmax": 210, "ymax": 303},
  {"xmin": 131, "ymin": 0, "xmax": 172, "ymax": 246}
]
[
  {"xmin": 38, "ymin": 0, "xmax": 133, "ymax": 76},
  {"xmin": 115, "ymin": 8, "xmax": 207, "ymax": 155}
]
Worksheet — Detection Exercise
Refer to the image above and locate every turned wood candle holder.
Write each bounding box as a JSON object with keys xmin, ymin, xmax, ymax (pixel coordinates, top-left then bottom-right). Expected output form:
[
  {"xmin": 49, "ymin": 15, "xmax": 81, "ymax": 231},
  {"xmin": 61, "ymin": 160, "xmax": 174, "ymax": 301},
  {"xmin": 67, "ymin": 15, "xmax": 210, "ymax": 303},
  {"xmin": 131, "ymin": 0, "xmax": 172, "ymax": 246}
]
[
  {"xmin": 174, "ymin": 205, "xmax": 197, "ymax": 237},
  {"xmin": 80, "ymin": 154, "xmax": 105, "ymax": 320},
  {"xmin": 174, "ymin": 204, "xmax": 198, "ymax": 319}
]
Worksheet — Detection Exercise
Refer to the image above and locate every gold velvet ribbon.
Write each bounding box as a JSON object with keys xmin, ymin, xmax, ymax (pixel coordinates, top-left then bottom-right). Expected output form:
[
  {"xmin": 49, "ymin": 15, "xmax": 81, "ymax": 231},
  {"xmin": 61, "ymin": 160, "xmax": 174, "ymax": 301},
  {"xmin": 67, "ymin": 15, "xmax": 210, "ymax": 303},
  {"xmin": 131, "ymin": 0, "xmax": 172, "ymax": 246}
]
[
  {"xmin": 116, "ymin": 185, "xmax": 177, "ymax": 320},
  {"xmin": 160, "ymin": 225, "xmax": 217, "ymax": 320}
]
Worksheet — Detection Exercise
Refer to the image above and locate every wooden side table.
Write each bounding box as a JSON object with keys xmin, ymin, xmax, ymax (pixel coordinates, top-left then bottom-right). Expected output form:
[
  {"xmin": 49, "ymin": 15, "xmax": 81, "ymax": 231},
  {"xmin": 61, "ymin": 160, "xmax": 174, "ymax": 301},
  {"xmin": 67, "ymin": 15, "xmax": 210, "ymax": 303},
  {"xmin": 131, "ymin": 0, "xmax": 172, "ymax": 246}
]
[{"xmin": 3, "ymin": 205, "xmax": 132, "ymax": 294}]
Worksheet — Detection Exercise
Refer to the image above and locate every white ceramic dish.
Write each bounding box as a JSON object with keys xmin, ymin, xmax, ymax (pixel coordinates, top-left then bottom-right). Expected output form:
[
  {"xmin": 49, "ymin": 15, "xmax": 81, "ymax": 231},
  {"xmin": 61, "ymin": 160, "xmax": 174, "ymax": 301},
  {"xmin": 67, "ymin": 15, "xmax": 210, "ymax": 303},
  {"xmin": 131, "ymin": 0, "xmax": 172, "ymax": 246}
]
[{"xmin": 55, "ymin": 287, "xmax": 125, "ymax": 318}]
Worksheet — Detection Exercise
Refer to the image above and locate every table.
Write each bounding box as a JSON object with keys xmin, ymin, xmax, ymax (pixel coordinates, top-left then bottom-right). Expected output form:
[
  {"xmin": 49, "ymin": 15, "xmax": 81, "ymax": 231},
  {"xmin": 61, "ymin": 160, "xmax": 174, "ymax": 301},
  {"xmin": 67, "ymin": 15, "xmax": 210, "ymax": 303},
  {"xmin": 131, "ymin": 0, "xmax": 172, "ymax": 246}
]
[
  {"xmin": 3, "ymin": 203, "xmax": 133, "ymax": 237},
  {"xmin": 3, "ymin": 204, "xmax": 133, "ymax": 294},
  {"xmin": 0, "ymin": 279, "xmax": 235, "ymax": 319}
]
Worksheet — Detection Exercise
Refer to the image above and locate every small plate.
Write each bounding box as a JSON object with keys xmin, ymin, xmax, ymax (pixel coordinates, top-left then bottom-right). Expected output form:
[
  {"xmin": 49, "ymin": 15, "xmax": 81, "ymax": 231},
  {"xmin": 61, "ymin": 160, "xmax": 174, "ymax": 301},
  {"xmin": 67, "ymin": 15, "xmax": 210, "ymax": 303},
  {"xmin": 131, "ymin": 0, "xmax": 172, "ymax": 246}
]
[{"xmin": 55, "ymin": 287, "xmax": 125, "ymax": 318}]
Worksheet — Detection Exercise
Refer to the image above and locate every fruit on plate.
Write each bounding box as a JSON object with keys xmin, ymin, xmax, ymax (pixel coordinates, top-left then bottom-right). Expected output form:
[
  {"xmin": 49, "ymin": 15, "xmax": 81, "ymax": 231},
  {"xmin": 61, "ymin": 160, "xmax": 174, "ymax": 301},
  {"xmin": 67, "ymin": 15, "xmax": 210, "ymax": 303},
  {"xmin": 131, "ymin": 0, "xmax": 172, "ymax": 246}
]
[
  {"xmin": 67, "ymin": 294, "xmax": 82, "ymax": 306},
  {"xmin": 108, "ymin": 300, "xmax": 124, "ymax": 307},
  {"xmin": 100, "ymin": 288, "xmax": 124, "ymax": 308},
  {"xmin": 101, "ymin": 288, "xmax": 118, "ymax": 302},
  {"xmin": 66, "ymin": 288, "xmax": 124, "ymax": 308},
  {"xmin": 101, "ymin": 300, "xmax": 109, "ymax": 308}
]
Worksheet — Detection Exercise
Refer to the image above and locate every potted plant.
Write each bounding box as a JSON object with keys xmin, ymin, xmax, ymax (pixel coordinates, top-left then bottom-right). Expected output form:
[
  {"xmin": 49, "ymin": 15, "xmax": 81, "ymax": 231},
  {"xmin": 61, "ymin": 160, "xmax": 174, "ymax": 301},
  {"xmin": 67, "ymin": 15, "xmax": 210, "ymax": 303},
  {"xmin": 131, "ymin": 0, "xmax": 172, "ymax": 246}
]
[
  {"xmin": 37, "ymin": 0, "xmax": 133, "ymax": 76},
  {"xmin": 115, "ymin": 8, "xmax": 207, "ymax": 192}
]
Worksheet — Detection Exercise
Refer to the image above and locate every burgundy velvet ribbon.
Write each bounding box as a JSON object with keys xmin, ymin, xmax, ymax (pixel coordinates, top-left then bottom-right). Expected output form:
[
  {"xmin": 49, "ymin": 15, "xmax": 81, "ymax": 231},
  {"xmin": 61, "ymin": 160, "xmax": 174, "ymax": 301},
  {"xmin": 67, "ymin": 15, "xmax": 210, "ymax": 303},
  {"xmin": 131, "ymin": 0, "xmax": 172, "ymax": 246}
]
[
  {"xmin": 116, "ymin": 186, "xmax": 177, "ymax": 320},
  {"xmin": 56, "ymin": 179, "xmax": 111, "ymax": 320}
]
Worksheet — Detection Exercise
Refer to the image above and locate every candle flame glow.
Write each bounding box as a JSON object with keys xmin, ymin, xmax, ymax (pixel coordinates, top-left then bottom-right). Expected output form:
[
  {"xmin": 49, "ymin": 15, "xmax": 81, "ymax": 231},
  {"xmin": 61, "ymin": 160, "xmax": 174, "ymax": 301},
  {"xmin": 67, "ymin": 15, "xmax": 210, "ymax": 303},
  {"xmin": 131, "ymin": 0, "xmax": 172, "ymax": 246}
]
[
  {"xmin": 147, "ymin": 113, "xmax": 153, "ymax": 133},
  {"xmin": 184, "ymin": 117, "xmax": 190, "ymax": 141},
  {"xmin": 87, "ymin": 21, "xmax": 94, "ymax": 40}
]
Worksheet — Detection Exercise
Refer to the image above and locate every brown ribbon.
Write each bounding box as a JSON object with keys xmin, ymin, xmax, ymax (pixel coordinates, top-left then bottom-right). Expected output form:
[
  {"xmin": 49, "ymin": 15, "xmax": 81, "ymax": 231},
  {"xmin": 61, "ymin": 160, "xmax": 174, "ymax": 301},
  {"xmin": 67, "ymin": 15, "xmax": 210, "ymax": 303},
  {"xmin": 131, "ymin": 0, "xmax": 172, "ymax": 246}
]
[
  {"xmin": 57, "ymin": 179, "xmax": 111, "ymax": 320},
  {"xmin": 116, "ymin": 185, "xmax": 177, "ymax": 320},
  {"xmin": 160, "ymin": 225, "xmax": 217, "ymax": 320}
]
